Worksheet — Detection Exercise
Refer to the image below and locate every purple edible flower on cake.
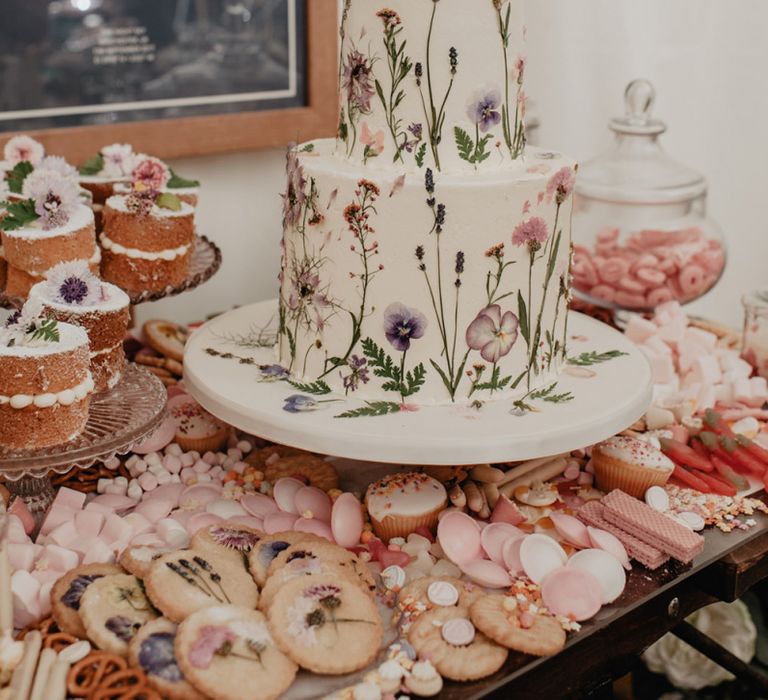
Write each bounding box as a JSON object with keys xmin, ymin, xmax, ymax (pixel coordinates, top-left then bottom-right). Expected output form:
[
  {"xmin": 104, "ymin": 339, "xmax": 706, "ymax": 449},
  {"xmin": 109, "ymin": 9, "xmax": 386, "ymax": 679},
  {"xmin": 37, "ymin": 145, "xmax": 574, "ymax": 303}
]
[
  {"xmin": 342, "ymin": 50, "xmax": 375, "ymax": 114},
  {"xmin": 341, "ymin": 354, "xmax": 370, "ymax": 394},
  {"xmin": 21, "ymin": 169, "xmax": 80, "ymax": 230},
  {"xmin": 466, "ymin": 305, "xmax": 519, "ymax": 362},
  {"xmin": 384, "ymin": 303, "xmax": 428, "ymax": 352},
  {"xmin": 512, "ymin": 216, "xmax": 549, "ymax": 249},
  {"xmin": 467, "ymin": 87, "xmax": 502, "ymax": 132}
]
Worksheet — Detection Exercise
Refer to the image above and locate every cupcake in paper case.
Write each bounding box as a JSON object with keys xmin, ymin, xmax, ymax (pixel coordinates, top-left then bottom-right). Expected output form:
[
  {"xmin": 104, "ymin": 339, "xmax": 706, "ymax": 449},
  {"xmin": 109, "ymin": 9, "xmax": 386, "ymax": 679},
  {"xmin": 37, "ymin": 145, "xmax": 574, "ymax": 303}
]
[
  {"xmin": 365, "ymin": 471, "xmax": 448, "ymax": 542},
  {"xmin": 591, "ymin": 435, "xmax": 674, "ymax": 498},
  {"xmin": 167, "ymin": 393, "xmax": 230, "ymax": 453}
]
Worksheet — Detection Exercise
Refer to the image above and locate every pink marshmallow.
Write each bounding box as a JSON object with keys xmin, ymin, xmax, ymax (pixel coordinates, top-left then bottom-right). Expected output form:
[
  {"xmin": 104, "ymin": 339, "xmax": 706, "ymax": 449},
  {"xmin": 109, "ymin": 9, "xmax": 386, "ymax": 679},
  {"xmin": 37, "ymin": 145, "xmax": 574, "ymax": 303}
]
[
  {"xmin": 7, "ymin": 543, "xmax": 40, "ymax": 572},
  {"xmin": 625, "ymin": 316, "xmax": 658, "ymax": 345},
  {"xmin": 6, "ymin": 515, "xmax": 30, "ymax": 544},
  {"xmin": 74, "ymin": 510, "xmax": 105, "ymax": 538},
  {"xmin": 163, "ymin": 454, "xmax": 183, "ymax": 474},
  {"xmin": 647, "ymin": 354, "xmax": 677, "ymax": 385},
  {"xmin": 48, "ymin": 521, "xmax": 79, "ymax": 548},
  {"xmin": 138, "ymin": 472, "xmax": 159, "ymax": 492},
  {"xmin": 52, "ymin": 487, "xmax": 87, "ymax": 512},
  {"xmin": 156, "ymin": 518, "xmax": 190, "ymax": 548},
  {"xmin": 12, "ymin": 570, "xmax": 42, "ymax": 628},
  {"xmin": 38, "ymin": 583, "xmax": 54, "ymax": 618},
  {"xmin": 89, "ymin": 494, "xmax": 137, "ymax": 512},
  {"xmin": 123, "ymin": 512, "xmax": 154, "ymax": 537},
  {"xmin": 39, "ymin": 505, "xmax": 77, "ymax": 537},
  {"xmin": 41, "ymin": 545, "xmax": 80, "ymax": 573},
  {"xmin": 8, "ymin": 498, "xmax": 35, "ymax": 535},
  {"xmin": 135, "ymin": 498, "xmax": 174, "ymax": 523}
]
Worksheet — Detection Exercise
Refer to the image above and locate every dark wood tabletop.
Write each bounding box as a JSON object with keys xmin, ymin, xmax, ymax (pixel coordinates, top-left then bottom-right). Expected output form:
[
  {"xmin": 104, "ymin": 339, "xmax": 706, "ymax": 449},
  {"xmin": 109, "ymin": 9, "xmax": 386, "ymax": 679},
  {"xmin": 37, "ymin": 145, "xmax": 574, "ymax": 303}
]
[{"xmin": 438, "ymin": 499, "xmax": 768, "ymax": 700}]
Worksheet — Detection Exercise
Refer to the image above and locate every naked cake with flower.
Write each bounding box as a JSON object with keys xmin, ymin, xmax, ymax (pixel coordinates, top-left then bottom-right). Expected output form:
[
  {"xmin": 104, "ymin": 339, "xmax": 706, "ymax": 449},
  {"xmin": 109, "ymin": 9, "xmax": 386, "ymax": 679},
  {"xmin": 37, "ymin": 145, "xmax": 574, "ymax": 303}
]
[
  {"xmin": 0, "ymin": 301, "xmax": 94, "ymax": 449},
  {"xmin": 0, "ymin": 158, "xmax": 98, "ymax": 299},
  {"xmin": 101, "ymin": 156, "xmax": 196, "ymax": 292},
  {"xmin": 29, "ymin": 260, "xmax": 130, "ymax": 391},
  {"xmin": 275, "ymin": 0, "xmax": 577, "ymax": 411}
]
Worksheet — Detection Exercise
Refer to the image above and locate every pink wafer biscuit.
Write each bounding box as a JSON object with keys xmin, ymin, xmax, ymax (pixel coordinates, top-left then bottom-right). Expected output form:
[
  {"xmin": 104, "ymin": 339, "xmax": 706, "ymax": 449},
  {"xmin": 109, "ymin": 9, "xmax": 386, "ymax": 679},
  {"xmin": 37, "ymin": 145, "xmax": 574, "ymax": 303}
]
[
  {"xmin": 577, "ymin": 501, "xmax": 668, "ymax": 570},
  {"xmin": 601, "ymin": 490, "xmax": 704, "ymax": 564}
]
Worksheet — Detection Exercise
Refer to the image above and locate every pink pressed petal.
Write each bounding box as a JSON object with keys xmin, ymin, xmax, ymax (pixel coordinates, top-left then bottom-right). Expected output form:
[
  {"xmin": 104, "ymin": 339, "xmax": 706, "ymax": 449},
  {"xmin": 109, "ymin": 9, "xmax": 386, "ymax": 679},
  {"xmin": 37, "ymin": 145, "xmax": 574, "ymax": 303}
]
[{"xmin": 466, "ymin": 314, "xmax": 496, "ymax": 350}]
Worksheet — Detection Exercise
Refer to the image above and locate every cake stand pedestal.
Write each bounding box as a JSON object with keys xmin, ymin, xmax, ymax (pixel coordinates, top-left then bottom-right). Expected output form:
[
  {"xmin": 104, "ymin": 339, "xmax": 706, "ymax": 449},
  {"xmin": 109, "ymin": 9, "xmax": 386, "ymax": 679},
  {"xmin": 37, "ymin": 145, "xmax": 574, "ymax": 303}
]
[
  {"xmin": 0, "ymin": 364, "xmax": 167, "ymax": 521},
  {"xmin": 184, "ymin": 300, "xmax": 653, "ymax": 465}
]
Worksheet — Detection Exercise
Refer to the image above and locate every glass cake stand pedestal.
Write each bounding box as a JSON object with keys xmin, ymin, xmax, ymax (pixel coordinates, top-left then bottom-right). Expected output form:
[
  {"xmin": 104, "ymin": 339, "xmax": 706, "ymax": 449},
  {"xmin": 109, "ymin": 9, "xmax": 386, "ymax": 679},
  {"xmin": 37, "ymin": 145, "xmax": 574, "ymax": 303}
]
[
  {"xmin": 183, "ymin": 300, "xmax": 654, "ymax": 465},
  {"xmin": 0, "ymin": 364, "xmax": 167, "ymax": 522},
  {"xmin": 0, "ymin": 234, "xmax": 222, "ymax": 310}
]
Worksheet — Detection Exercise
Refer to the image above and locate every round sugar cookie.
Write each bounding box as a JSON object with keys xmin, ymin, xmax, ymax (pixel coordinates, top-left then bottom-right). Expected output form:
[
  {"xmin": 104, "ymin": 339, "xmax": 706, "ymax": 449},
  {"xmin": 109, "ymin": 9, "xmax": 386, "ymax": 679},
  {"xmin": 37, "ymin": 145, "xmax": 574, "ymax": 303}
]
[
  {"xmin": 190, "ymin": 524, "xmax": 264, "ymax": 564},
  {"xmin": 51, "ymin": 563, "xmax": 123, "ymax": 638},
  {"xmin": 469, "ymin": 594, "xmax": 566, "ymax": 657},
  {"xmin": 248, "ymin": 532, "xmax": 318, "ymax": 586},
  {"xmin": 176, "ymin": 606, "xmax": 297, "ymax": 700},
  {"xmin": 143, "ymin": 320, "xmax": 188, "ymax": 363},
  {"xmin": 408, "ymin": 606, "xmax": 508, "ymax": 681},
  {"xmin": 264, "ymin": 454, "xmax": 339, "ymax": 492},
  {"xmin": 79, "ymin": 574, "xmax": 158, "ymax": 657},
  {"xmin": 145, "ymin": 550, "xmax": 259, "ymax": 623},
  {"xmin": 129, "ymin": 618, "xmax": 205, "ymax": 700},
  {"xmin": 268, "ymin": 573, "xmax": 383, "ymax": 675},
  {"xmin": 120, "ymin": 546, "xmax": 173, "ymax": 579}
]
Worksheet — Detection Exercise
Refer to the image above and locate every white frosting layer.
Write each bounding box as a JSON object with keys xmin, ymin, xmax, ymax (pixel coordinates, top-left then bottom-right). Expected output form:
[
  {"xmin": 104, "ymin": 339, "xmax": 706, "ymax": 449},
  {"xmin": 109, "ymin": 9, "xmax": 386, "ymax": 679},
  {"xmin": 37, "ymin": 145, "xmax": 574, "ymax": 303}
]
[
  {"xmin": 278, "ymin": 139, "xmax": 575, "ymax": 404},
  {"xmin": 79, "ymin": 174, "xmax": 130, "ymax": 185},
  {"xmin": 0, "ymin": 322, "xmax": 88, "ymax": 358},
  {"xmin": 0, "ymin": 371, "xmax": 94, "ymax": 409},
  {"xmin": 2, "ymin": 204, "xmax": 94, "ymax": 240},
  {"xmin": 100, "ymin": 234, "xmax": 190, "ymax": 261},
  {"xmin": 29, "ymin": 279, "xmax": 130, "ymax": 314},
  {"xmin": 366, "ymin": 472, "xmax": 447, "ymax": 521},
  {"xmin": 597, "ymin": 436, "xmax": 675, "ymax": 472},
  {"xmin": 105, "ymin": 195, "xmax": 194, "ymax": 219},
  {"xmin": 337, "ymin": 0, "xmax": 526, "ymax": 173}
]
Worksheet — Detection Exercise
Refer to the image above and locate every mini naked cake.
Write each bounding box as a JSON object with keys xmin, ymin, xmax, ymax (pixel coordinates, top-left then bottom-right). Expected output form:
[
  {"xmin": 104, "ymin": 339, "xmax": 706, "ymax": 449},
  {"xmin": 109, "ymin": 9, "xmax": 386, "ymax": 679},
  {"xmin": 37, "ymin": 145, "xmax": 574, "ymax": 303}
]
[
  {"xmin": 78, "ymin": 143, "xmax": 137, "ymax": 205},
  {"xmin": 0, "ymin": 303, "xmax": 94, "ymax": 450},
  {"xmin": 101, "ymin": 158, "xmax": 195, "ymax": 293},
  {"xmin": 114, "ymin": 167, "xmax": 201, "ymax": 207},
  {"xmin": 29, "ymin": 261, "xmax": 130, "ymax": 392},
  {"xmin": 365, "ymin": 471, "xmax": 448, "ymax": 541},
  {"xmin": 1, "ymin": 166, "xmax": 97, "ymax": 299},
  {"xmin": 591, "ymin": 435, "xmax": 674, "ymax": 498}
]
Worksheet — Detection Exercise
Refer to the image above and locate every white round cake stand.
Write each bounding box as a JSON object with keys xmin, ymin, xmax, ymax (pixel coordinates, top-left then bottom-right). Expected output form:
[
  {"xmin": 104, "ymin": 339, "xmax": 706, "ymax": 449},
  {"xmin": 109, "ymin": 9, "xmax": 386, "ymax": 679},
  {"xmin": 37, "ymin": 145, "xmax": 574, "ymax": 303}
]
[{"xmin": 184, "ymin": 300, "xmax": 653, "ymax": 465}]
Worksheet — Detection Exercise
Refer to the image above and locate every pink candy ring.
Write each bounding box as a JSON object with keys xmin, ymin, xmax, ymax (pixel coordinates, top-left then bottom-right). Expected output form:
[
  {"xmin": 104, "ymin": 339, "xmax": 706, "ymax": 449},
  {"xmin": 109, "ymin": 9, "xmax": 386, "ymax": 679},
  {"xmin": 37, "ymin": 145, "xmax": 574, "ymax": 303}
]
[
  {"xmin": 596, "ymin": 227, "xmax": 620, "ymax": 244},
  {"xmin": 646, "ymin": 287, "xmax": 674, "ymax": 307},
  {"xmin": 263, "ymin": 511, "xmax": 299, "ymax": 534},
  {"xmin": 186, "ymin": 512, "xmax": 223, "ymax": 535},
  {"xmin": 502, "ymin": 536, "xmax": 526, "ymax": 575},
  {"xmin": 589, "ymin": 285, "xmax": 616, "ymax": 304},
  {"xmin": 272, "ymin": 477, "xmax": 305, "ymax": 514},
  {"xmin": 459, "ymin": 559, "xmax": 512, "ymax": 589},
  {"xmin": 567, "ymin": 548, "xmax": 626, "ymax": 604},
  {"xmin": 597, "ymin": 258, "xmax": 629, "ymax": 285},
  {"xmin": 331, "ymin": 492, "xmax": 364, "ymax": 548},
  {"xmin": 541, "ymin": 567, "xmax": 602, "ymax": 621},
  {"xmin": 241, "ymin": 493, "xmax": 279, "ymax": 519},
  {"xmin": 614, "ymin": 291, "xmax": 646, "ymax": 309},
  {"xmin": 678, "ymin": 264, "xmax": 706, "ymax": 298},
  {"xmin": 635, "ymin": 268, "xmax": 666, "ymax": 287},
  {"xmin": 437, "ymin": 511, "xmax": 483, "ymax": 566},
  {"xmin": 519, "ymin": 533, "xmax": 567, "ymax": 584},
  {"xmin": 480, "ymin": 523, "xmax": 525, "ymax": 564},
  {"xmin": 293, "ymin": 518, "xmax": 334, "ymax": 541},
  {"xmin": 132, "ymin": 416, "xmax": 177, "ymax": 455},
  {"xmin": 549, "ymin": 513, "xmax": 591, "ymax": 549},
  {"xmin": 294, "ymin": 486, "xmax": 332, "ymax": 522},
  {"xmin": 586, "ymin": 526, "xmax": 631, "ymax": 570}
]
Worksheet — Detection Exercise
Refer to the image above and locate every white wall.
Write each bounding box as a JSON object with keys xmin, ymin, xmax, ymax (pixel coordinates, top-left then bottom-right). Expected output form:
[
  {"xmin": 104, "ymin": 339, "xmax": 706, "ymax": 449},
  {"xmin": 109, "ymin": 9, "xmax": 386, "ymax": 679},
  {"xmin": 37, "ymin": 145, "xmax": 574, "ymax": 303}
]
[{"xmin": 137, "ymin": 0, "xmax": 768, "ymax": 328}]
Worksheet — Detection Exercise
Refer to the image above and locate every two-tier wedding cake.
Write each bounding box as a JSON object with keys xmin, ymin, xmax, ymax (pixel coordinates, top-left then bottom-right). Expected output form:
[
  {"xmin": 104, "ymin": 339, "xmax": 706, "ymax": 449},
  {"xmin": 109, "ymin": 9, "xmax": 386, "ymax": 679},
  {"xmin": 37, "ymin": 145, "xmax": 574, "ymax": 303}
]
[{"xmin": 277, "ymin": 0, "xmax": 576, "ymax": 406}]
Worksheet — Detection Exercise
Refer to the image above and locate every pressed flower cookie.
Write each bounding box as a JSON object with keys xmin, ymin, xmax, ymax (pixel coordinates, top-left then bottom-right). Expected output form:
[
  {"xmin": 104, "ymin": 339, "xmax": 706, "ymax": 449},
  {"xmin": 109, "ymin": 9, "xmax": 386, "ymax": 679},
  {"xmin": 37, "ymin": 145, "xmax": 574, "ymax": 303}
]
[
  {"xmin": 120, "ymin": 546, "xmax": 173, "ymax": 579},
  {"xmin": 469, "ymin": 594, "xmax": 566, "ymax": 657},
  {"xmin": 408, "ymin": 606, "xmax": 508, "ymax": 681},
  {"xmin": 79, "ymin": 574, "xmax": 158, "ymax": 657},
  {"xmin": 176, "ymin": 605, "xmax": 297, "ymax": 700},
  {"xmin": 145, "ymin": 550, "xmax": 259, "ymax": 623},
  {"xmin": 268, "ymin": 573, "xmax": 384, "ymax": 675},
  {"xmin": 129, "ymin": 617, "xmax": 205, "ymax": 700},
  {"xmin": 190, "ymin": 524, "xmax": 264, "ymax": 565},
  {"xmin": 399, "ymin": 576, "xmax": 482, "ymax": 613},
  {"xmin": 51, "ymin": 563, "xmax": 123, "ymax": 638},
  {"xmin": 263, "ymin": 454, "xmax": 339, "ymax": 492},
  {"xmin": 248, "ymin": 532, "xmax": 319, "ymax": 586}
]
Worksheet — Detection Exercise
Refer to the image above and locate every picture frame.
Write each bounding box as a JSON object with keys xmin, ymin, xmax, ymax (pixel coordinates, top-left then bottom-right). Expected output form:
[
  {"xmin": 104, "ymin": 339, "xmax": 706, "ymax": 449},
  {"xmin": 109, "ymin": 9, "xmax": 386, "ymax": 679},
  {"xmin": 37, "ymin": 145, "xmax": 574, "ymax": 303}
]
[{"xmin": 0, "ymin": 0, "xmax": 338, "ymax": 162}]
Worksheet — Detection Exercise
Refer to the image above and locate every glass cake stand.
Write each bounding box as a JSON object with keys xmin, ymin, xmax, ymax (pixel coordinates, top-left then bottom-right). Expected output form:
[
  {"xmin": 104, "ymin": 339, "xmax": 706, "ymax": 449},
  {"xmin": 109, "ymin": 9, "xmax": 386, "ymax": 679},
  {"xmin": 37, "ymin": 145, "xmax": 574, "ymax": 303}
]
[
  {"xmin": 0, "ymin": 364, "xmax": 167, "ymax": 520},
  {"xmin": 0, "ymin": 234, "xmax": 222, "ymax": 309}
]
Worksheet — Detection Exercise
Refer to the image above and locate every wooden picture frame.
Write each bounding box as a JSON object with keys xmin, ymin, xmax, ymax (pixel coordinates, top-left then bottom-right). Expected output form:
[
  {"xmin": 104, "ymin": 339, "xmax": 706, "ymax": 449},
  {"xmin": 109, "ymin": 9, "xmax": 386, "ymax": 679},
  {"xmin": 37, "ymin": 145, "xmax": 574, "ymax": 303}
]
[{"xmin": 0, "ymin": 0, "xmax": 338, "ymax": 163}]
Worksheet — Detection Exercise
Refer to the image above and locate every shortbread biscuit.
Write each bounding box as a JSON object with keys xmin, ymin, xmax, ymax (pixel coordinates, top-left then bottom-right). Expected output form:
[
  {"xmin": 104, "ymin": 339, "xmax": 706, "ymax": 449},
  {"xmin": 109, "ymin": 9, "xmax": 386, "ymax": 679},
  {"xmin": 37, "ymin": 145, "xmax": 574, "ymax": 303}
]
[
  {"xmin": 176, "ymin": 606, "xmax": 297, "ymax": 700},
  {"xmin": 264, "ymin": 454, "xmax": 339, "ymax": 492},
  {"xmin": 145, "ymin": 550, "xmax": 259, "ymax": 623},
  {"xmin": 408, "ymin": 606, "xmax": 507, "ymax": 681},
  {"xmin": 190, "ymin": 524, "xmax": 264, "ymax": 565},
  {"xmin": 79, "ymin": 574, "xmax": 158, "ymax": 657},
  {"xmin": 51, "ymin": 563, "xmax": 123, "ymax": 638},
  {"xmin": 120, "ymin": 546, "xmax": 173, "ymax": 579},
  {"xmin": 268, "ymin": 573, "xmax": 383, "ymax": 675},
  {"xmin": 470, "ymin": 594, "xmax": 566, "ymax": 657},
  {"xmin": 129, "ymin": 618, "xmax": 205, "ymax": 700},
  {"xmin": 248, "ymin": 532, "xmax": 316, "ymax": 586}
]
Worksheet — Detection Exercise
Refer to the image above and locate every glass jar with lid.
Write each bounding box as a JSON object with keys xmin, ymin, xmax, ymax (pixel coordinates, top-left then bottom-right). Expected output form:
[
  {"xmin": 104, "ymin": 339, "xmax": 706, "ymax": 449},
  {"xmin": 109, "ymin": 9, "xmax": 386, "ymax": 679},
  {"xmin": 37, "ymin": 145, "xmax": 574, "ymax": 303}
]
[
  {"xmin": 572, "ymin": 79, "xmax": 726, "ymax": 312},
  {"xmin": 743, "ymin": 291, "xmax": 768, "ymax": 379}
]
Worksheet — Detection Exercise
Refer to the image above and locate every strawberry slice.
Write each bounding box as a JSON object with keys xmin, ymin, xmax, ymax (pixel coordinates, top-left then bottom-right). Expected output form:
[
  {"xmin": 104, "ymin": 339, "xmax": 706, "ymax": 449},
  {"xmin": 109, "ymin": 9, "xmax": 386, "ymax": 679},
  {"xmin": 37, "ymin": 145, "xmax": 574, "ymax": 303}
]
[
  {"xmin": 379, "ymin": 548, "xmax": 412, "ymax": 569},
  {"xmin": 659, "ymin": 437, "xmax": 714, "ymax": 472},
  {"xmin": 735, "ymin": 435, "xmax": 768, "ymax": 468},
  {"xmin": 710, "ymin": 454, "xmax": 749, "ymax": 491},
  {"xmin": 694, "ymin": 470, "xmax": 737, "ymax": 497},
  {"xmin": 672, "ymin": 465, "xmax": 711, "ymax": 493},
  {"xmin": 719, "ymin": 436, "xmax": 766, "ymax": 476}
]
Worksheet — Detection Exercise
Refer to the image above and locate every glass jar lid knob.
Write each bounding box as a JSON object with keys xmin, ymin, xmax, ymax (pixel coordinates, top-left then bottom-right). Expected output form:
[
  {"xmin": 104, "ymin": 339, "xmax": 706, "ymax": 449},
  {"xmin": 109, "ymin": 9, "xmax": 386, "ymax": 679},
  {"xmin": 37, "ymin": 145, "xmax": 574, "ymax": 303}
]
[{"xmin": 610, "ymin": 79, "xmax": 667, "ymax": 136}]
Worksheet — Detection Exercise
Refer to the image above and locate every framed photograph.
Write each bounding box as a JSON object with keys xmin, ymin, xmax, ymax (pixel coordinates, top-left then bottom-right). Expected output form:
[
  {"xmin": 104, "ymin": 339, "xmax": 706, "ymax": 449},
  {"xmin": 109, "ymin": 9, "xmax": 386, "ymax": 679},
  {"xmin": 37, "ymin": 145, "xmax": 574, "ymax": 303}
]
[{"xmin": 0, "ymin": 0, "xmax": 338, "ymax": 161}]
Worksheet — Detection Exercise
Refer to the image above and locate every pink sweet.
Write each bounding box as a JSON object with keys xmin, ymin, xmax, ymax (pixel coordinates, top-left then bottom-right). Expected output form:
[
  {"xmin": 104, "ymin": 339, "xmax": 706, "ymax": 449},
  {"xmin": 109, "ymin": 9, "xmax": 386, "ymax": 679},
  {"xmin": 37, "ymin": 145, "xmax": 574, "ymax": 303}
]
[
  {"xmin": 39, "ymin": 506, "xmax": 77, "ymax": 537},
  {"xmin": 293, "ymin": 518, "xmax": 334, "ymax": 541},
  {"xmin": 163, "ymin": 454, "xmax": 183, "ymax": 474},
  {"xmin": 550, "ymin": 513, "xmax": 591, "ymax": 549},
  {"xmin": 480, "ymin": 522, "xmax": 525, "ymax": 564},
  {"xmin": 82, "ymin": 539, "xmax": 115, "ymax": 565},
  {"xmin": 589, "ymin": 284, "xmax": 616, "ymax": 304},
  {"xmin": 179, "ymin": 484, "xmax": 222, "ymax": 510},
  {"xmin": 459, "ymin": 559, "xmax": 512, "ymax": 588},
  {"xmin": 490, "ymin": 495, "xmax": 526, "ymax": 526},
  {"xmin": 99, "ymin": 513, "xmax": 134, "ymax": 546},
  {"xmin": 12, "ymin": 570, "xmax": 42, "ymax": 629},
  {"xmin": 53, "ymin": 487, "xmax": 87, "ymax": 512},
  {"xmin": 596, "ymin": 227, "xmax": 620, "ymax": 244},
  {"xmin": 273, "ymin": 477, "xmax": 305, "ymax": 514},
  {"xmin": 48, "ymin": 521, "xmax": 79, "ymax": 548},
  {"xmin": 437, "ymin": 511, "xmax": 483, "ymax": 566},
  {"xmin": 502, "ymin": 536, "xmax": 526, "ymax": 575},
  {"xmin": 224, "ymin": 515, "xmax": 264, "ymax": 531},
  {"xmin": 74, "ymin": 510, "xmax": 105, "ymax": 537},
  {"xmin": 144, "ymin": 483, "xmax": 184, "ymax": 507},
  {"xmin": 614, "ymin": 291, "xmax": 646, "ymax": 309},
  {"xmin": 206, "ymin": 499, "xmax": 247, "ymax": 520},
  {"xmin": 294, "ymin": 486, "xmax": 332, "ymax": 522},
  {"xmin": 678, "ymin": 264, "xmax": 706, "ymax": 297},
  {"xmin": 123, "ymin": 512, "xmax": 154, "ymax": 537},
  {"xmin": 6, "ymin": 515, "xmax": 30, "ymax": 544},
  {"xmin": 130, "ymin": 533, "xmax": 167, "ymax": 548},
  {"xmin": 617, "ymin": 277, "xmax": 646, "ymax": 295},
  {"xmin": 7, "ymin": 543, "xmax": 38, "ymax": 572},
  {"xmin": 596, "ymin": 257, "xmax": 629, "ymax": 285},
  {"xmin": 541, "ymin": 567, "xmax": 603, "ymax": 621},
  {"xmin": 90, "ymin": 494, "xmax": 137, "ymax": 511},
  {"xmin": 587, "ymin": 526, "xmax": 631, "ymax": 570},
  {"xmin": 132, "ymin": 416, "xmax": 176, "ymax": 454},
  {"xmin": 241, "ymin": 493, "xmax": 279, "ymax": 519},
  {"xmin": 263, "ymin": 511, "xmax": 299, "ymax": 534},
  {"xmin": 331, "ymin": 492, "xmax": 364, "ymax": 548},
  {"xmin": 41, "ymin": 545, "xmax": 79, "ymax": 573},
  {"xmin": 135, "ymin": 499, "xmax": 175, "ymax": 523},
  {"xmin": 8, "ymin": 498, "xmax": 35, "ymax": 535},
  {"xmin": 636, "ymin": 268, "xmax": 666, "ymax": 287},
  {"xmin": 186, "ymin": 512, "xmax": 223, "ymax": 535},
  {"xmin": 378, "ymin": 548, "xmax": 411, "ymax": 569},
  {"xmin": 519, "ymin": 534, "xmax": 568, "ymax": 584}
]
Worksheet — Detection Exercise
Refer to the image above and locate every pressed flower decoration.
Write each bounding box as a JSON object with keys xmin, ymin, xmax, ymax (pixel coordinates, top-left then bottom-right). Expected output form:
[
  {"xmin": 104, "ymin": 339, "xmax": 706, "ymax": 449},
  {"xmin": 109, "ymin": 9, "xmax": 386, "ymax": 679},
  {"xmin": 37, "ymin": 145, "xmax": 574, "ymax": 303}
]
[
  {"xmin": 3, "ymin": 135, "xmax": 44, "ymax": 166},
  {"xmin": 340, "ymin": 49, "xmax": 376, "ymax": 156},
  {"xmin": 45, "ymin": 260, "xmax": 105, "ymax": 307},
  {"xmin": 455, "ymin": 85, "xmax": 501, "ymax": 167}
]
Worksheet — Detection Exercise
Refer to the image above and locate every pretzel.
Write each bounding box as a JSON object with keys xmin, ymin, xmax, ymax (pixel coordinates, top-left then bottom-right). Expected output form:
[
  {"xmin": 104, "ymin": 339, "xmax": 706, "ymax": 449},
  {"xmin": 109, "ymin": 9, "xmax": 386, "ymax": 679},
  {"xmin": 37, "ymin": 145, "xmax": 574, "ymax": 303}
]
[
  {"xmin": 68, "ymin": 652, "xmax": 127, "ymax": 697},
  {"xmin": 44, "ymin": 631, "xmax": 79, "ymax": 652},
  {"xmin": 89, "ymin": 668, "xmax": 158, "ymax": 700},
  {"xmin": 17, "ymin": 616, "xmax": 59, "ymax": 640}
]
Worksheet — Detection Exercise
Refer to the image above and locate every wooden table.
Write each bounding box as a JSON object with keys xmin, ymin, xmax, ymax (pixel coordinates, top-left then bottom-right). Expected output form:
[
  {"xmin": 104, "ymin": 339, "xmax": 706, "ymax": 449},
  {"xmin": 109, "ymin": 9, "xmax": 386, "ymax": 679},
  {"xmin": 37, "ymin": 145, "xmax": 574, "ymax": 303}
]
[{"xmin": 442, "ymin": 500, "xmax": 768, "ymax": 700}]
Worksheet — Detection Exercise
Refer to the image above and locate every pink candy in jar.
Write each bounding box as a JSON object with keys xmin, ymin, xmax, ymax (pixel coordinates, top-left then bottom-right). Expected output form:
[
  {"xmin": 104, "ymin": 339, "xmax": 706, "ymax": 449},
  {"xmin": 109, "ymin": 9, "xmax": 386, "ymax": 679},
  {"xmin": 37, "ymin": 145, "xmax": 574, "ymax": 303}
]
[{"xmin": 572, "ymin": 226, "xmax": 725, "ymax": 310}]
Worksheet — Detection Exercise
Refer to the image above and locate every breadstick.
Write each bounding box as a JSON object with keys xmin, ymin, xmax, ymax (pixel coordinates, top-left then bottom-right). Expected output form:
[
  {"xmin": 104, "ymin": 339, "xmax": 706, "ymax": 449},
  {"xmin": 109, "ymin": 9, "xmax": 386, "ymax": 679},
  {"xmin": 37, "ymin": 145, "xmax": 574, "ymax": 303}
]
[
  {"xmin": 448, "ymin": 483, "xmax": 466, "ymax": 508},
  {"xmin": 463, "ymin": 480, "xmax": 483, "ymax": 513},
  {"xmin": 498, "ymin": 455, "xmax": 566, "ymax": 485},
  {"xmin": 29, "ymin": 648, "xmax": 57, "ymax": 700},
  {"xmin": 477, "ymin": 486, "xmax": 490, "ymax": 520},
  {"xmin": 9, "ymin": 630, "xmax": 42, "ymax": 700},
  {"xmin": 43, "ymin": 658, "xmax": 68, "ymax": 700},
  {"xmin": 482, "ymin": 482, "xmax": 500, "ymax": 510},
  {"xmin": 469, "ymin": 464, "xmax": 505, "ymax": 483},
  {"xmin": 499, "ymin": 457, "xmax": 568, "ymax": 497}
]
